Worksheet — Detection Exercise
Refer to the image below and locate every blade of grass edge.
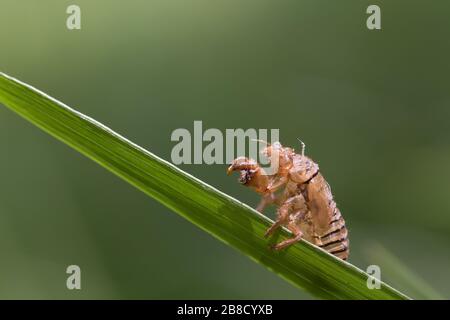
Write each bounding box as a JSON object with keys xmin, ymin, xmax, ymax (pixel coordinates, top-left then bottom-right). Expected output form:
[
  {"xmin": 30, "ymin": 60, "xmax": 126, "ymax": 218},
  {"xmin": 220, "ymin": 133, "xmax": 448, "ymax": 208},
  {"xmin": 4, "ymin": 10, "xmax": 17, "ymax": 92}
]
[
  {"xmin": 366, "ymin": 243, "xmax": 443, "ymax": 299},
  {"xmin": 0, "ymin": 72, "xmax": 410, "ymax": 300}
]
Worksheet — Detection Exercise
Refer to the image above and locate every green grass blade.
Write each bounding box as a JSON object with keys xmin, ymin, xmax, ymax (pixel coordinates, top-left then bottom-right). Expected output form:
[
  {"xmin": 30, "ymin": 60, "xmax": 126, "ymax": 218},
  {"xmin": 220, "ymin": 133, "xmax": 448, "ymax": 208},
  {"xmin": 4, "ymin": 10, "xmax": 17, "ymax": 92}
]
[{"xmin": 0, "ymin": 72, "xmax": 410, "ymax": 300}]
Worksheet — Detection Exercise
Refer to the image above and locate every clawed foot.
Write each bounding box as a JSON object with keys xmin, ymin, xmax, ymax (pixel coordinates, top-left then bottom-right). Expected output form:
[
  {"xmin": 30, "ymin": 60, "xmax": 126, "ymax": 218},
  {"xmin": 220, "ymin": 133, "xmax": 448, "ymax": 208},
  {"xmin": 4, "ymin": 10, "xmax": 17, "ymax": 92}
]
[
  {"xmin": 270, "ymin": 236, "xmax": 302, "ymax": 251},
  {"xmin": 265, "ymin": 222, "xmax": 303, "ymax": 251},
  {"xmin": 264, "ymin": 220, "xmax": 282, "ymax": 238},
  {"xmin": 270, "ymin": 235, "xmax": 302, "ymax": 251}
]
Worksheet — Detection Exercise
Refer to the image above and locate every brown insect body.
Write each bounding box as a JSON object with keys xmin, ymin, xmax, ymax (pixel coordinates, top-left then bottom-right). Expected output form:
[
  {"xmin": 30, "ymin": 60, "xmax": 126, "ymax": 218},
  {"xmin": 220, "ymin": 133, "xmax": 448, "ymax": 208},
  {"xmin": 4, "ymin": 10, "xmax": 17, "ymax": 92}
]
[{"xmin": 227, "ymin": 142, "xmax": 349, "ymax": 260}]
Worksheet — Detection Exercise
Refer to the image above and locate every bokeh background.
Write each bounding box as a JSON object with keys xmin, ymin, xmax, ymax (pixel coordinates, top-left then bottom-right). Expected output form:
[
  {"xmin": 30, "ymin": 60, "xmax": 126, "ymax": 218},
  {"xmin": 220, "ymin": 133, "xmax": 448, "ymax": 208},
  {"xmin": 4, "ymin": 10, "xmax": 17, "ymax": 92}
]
[{"xmin": 1, "ymin": 0, "xmax": 449, "ymax": 299}]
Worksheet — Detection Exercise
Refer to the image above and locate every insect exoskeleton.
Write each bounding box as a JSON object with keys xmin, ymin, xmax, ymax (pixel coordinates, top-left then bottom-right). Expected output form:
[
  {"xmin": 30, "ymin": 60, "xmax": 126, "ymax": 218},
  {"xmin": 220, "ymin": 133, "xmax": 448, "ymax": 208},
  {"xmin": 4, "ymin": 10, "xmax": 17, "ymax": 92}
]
[{"xmin": 227, "ymin": 141, "xmax": 349, "ymax": 260}]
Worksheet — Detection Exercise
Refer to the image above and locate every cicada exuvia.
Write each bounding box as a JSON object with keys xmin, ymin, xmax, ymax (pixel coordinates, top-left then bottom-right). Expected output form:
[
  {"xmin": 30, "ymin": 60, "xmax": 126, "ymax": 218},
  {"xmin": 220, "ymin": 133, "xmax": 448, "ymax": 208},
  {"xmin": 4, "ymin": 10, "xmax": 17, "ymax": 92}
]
[{"xmin": 227, "ymin": 141, "xmax": 349, "ymax": 260}]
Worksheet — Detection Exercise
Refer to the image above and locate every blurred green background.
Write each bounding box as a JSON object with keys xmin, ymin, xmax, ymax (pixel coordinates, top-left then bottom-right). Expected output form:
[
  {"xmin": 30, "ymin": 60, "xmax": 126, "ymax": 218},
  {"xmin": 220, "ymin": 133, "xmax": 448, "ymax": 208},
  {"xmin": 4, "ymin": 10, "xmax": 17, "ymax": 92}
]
[{"xmin": 1, "ymin": 0, "xmax": 449, "ymax": 299}]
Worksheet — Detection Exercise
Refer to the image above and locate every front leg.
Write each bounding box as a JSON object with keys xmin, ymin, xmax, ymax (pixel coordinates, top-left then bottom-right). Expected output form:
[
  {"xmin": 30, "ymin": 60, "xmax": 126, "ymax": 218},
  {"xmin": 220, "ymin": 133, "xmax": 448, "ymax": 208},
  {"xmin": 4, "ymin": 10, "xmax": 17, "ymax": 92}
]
[
  {"xmin": 264, "ymin": 201, "xmax": 290, "ymax": 237},
  {"xmin": 256, "ymin": 193, "xmax": 273, "ymax": 212},
  {"xmin": 256, "ymin": 192, "xmax": 284, "ymax": 212},
  {"xmin": 265, "ymin": 176, "xmax": 288, "ymax": 193}
]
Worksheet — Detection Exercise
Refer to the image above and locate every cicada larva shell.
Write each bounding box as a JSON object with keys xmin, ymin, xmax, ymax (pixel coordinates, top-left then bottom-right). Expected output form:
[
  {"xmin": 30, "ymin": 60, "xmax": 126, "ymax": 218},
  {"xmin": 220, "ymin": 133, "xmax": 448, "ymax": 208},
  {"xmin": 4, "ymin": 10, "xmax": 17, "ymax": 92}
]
[
  {"xmin": 227, "ymin": 141, "xmax": 349, "ymax": 260},
  {"xmin": 300, "ymin": 172, "xmax": 349, "ymax": 260},
  {"xmin": 314, "ymin": 206, "xmax": 349, "ymax": 260}
]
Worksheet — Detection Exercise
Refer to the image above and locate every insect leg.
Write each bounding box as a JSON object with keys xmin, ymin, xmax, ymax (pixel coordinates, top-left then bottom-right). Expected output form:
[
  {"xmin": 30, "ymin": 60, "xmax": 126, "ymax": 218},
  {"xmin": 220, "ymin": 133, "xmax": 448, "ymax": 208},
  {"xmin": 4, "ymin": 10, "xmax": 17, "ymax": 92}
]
[
  {"xmin": 227, "ymin": 157, "xmax": 259, "ymax": 175},
  {"xmin": 271, "ymin": 220, "xmax": 303, "ymax": 251},
  {"xmin": 265, "ymin": 176, "xmax": 288, "ymax": 193},
  {"xmin": 264, "ymin": 201, "xmax": 290, "ymax": 237},
  {"xmin": 256, "ymin": 193, "xmax": 276, "ymax": 212},
  {"xmin": 268, "ymin": 194, "xmax": 308, "ymax": 250},
  {"xmin": 256, "ymin": 189, "xmax": 288, "ymax": 212},
  {"xmin": 264, "ymin": 193, "xmax": 303, "ymax": 237}
]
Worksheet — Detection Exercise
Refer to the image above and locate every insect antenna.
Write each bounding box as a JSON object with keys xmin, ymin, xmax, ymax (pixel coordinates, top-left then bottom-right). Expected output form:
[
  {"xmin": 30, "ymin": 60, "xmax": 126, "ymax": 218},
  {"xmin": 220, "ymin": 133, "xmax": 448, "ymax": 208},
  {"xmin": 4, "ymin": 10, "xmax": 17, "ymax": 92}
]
[
  {"xmin": 297, "ymin": 138, "xmax": 306, "ymax": 156},
  {"xmin": 251, "ymin": 139, "xmax": 269, "ymax": 145}
]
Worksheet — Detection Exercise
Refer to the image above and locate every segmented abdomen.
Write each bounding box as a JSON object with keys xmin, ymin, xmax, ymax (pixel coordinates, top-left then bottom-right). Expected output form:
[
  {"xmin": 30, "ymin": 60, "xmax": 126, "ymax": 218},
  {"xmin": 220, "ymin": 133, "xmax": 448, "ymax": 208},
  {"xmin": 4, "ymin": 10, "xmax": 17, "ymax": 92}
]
[{"xmin": 314, "ymin": 207, "xmax": 349, "ymax": 260}]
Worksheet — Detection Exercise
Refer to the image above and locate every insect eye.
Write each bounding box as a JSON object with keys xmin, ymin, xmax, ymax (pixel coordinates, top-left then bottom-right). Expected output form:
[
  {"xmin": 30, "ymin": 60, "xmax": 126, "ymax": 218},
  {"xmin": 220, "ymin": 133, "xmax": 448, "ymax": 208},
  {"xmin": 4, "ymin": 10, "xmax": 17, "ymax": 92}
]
[{"xmin": 239, "ymin": 170, "xmax": 253, "ymax": 184}]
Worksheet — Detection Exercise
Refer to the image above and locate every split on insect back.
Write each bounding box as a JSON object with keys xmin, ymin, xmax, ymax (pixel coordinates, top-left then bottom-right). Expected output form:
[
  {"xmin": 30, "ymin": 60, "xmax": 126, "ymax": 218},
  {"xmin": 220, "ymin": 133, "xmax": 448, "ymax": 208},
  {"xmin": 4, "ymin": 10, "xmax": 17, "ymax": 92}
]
[{"xmin": 227, "ymin": 140, "xmax": 349, "ymax": 260}]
